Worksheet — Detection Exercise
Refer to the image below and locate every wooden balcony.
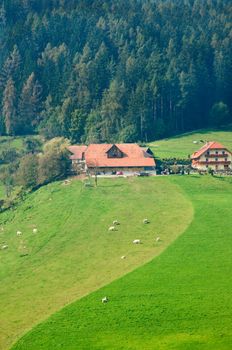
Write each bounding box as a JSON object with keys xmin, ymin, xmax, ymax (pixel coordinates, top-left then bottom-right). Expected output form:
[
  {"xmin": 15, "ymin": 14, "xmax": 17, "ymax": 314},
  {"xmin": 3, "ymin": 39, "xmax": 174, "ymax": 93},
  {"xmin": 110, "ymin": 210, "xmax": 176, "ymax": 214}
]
[
  {"xmin": 205, "ymin": 153, "xmax": 229, "ymax": 157},
  {"xmin": 198, "ymin": 160, "xmax": 231, "ymax": 165}
]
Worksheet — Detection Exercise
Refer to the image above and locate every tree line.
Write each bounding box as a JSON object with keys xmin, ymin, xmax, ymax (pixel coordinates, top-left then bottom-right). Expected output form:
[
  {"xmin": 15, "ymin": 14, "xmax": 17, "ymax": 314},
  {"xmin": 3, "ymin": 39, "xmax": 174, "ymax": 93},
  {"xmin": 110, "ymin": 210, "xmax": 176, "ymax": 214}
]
[
  {"xmin": 0, "ymin": 137, "xmax": 71, "ymax": 208},
  {"xmin": 0, "ymin": 0, "xmax": 231, "ymax": 143}
]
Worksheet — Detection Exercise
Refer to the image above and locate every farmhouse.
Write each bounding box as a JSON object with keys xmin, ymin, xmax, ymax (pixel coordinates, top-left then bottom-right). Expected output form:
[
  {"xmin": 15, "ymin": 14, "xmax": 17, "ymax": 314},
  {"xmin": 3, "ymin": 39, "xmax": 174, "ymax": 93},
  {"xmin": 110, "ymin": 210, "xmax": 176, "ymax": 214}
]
[
  {"xmin": 68, "ymin": 143, "xmax": 156, "ymax": 175},
  {"xmin": 191, "ymin": 141, "xmax": 232, "ymax": 171}
]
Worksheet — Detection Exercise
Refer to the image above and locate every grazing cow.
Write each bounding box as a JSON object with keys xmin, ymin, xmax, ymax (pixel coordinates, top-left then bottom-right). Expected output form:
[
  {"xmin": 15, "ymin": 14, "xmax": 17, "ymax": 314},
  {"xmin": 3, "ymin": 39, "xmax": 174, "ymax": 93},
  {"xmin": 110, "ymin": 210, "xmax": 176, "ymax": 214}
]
[
  {"xmin": 102, "ymin": 297, "xmax": 109, "ymax": 303},
  {"xmin": 17, "ymin": 231, "xmax": 22, "ymax": 236},
  {"xmin": 156, "ymin": 237, "xmax": 161, "ymax": 242},
  {"xmin": 108, "ymin": 226, "xmax": 116, "ymax": 231},
  {"xmin": 1, "ymin": 244, "xmax": 8, "ymax": 250},
  {"xmin": 121, "ymin": 255, "xmax": 126, "ymax": 259},
  {"xmin": 133, "ymin": 239, "xmax": 141, "ymax": 244},
  {"xmin": 143, "ymin": 219, "xmax": 149, "ymax": 224},
  {"xmin": 113, "ymin": 220, "xmax": 120, "ymax": 225},
  {"xmin": 33, "ymin": 228, "xmax": 38, "ymax": 233}
]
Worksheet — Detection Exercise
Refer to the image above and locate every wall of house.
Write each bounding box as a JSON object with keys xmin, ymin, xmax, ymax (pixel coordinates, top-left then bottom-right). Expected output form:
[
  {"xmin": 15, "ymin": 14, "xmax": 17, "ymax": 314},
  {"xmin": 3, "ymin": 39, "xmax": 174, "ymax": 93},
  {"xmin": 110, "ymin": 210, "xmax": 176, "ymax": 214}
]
[
  {"xmin": 87, "ymin": 167, "xmax": 155, "ymax": 174},
  {"xmin": 192, "ymin": 149, "xmax": 232, "ymax": 171},
  {"xmin": 193, "ymin": 163, "xmax": 230, "ymax": 171},
  {"xmin": 71, "ymin": 159, "xmax": 86, "ymax": 174}
]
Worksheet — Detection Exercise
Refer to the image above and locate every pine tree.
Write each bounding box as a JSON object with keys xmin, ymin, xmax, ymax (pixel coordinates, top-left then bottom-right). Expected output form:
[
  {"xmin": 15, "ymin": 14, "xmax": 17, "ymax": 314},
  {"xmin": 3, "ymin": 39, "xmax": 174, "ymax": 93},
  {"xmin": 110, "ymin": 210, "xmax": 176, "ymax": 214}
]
[
  {"xmin": 0, "ymin": 4, "xmax": 6, "ymax": 57},
  {"xmin": 2, "ymin": 77, "xmax": 17, "ymax": 135},
  {"xmin": 69, "ymin": 109, "xmax": 86, "ymax": 143},
  {"xmin": 100, "ymin": 79, "xmax": 126, "ymax": 141},
  {"xmin": 0, "ymin": 45, "xmax": 21, "ymax": 90},
  {"xmin": 19, "ymin": 73, "xmax": 42, "ymax": 134}
]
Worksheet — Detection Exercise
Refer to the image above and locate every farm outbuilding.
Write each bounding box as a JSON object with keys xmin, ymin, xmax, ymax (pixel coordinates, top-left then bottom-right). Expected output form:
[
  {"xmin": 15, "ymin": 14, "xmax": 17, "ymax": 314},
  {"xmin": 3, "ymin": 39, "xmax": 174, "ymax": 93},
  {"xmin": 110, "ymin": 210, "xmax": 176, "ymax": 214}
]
[{"xmin": 68, "ymin": 143, "xmax": 156, "ymax": 175}]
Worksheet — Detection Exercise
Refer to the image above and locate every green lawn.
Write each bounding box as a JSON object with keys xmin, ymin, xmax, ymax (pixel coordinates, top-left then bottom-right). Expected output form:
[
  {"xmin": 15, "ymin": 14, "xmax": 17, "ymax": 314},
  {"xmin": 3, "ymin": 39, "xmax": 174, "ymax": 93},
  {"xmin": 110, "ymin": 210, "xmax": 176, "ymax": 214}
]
[
  {"xmin": 149, "ymin": 129, "xmax": 232, "ymax": 159},
  {"xmin": 0, "ymin": 136, "xmax": 24, "ymax": 153},
  {"xmin": 0, "ymin": 177, "xmax": 193, "ymax": 350},
  {"xmin": 11, "ymin": 175, "xmax": 232, "ymax": 350},
  {"xmin": 0, "ymin": 184, "xmax": 4, "ymax": 198}
]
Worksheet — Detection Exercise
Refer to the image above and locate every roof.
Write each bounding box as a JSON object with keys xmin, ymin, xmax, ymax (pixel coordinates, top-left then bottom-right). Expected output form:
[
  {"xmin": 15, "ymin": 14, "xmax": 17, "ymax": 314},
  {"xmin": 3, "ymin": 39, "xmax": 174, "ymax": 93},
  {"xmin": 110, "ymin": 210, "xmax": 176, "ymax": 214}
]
[
  {"xmin": 141, "ymin": 147, "xmax": 154, "ymax": 157},
  {"xmin": 68, "ymin": 145, "xmax": 87, "ymax": 160},
  {"xmin": 85, "ymin": 143, "xmax": 156, "ymax": 168},
  {"xmin": 191, "ymin": 141, "xmax": 231, "ymax": 159}
]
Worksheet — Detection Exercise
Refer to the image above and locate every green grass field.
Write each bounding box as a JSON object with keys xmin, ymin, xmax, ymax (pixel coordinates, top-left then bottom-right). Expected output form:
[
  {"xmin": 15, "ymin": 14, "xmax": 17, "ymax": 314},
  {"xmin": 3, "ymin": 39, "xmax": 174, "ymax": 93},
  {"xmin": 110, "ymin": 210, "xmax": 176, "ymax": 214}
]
[
  {"xmin": 0, "ymin": 129, "xmax": 232, "ymax": 349},
  {"xmin": 0, "ymin": 136, "xmax": 24, "ymax": 153},
  {"xmin": 0, "ymin": 184, "xmax": 4, "ymax": 198},
  {"xmin": 10, "ymin": 175, "xmax": 232, "ymax": 350},
  {"xmin": 0, "ymin": 177, "xmax": 193, "ymax": 350},
  {"xmin": 149, "ymin": 129, "xmax": 232, "ymax": 159}
]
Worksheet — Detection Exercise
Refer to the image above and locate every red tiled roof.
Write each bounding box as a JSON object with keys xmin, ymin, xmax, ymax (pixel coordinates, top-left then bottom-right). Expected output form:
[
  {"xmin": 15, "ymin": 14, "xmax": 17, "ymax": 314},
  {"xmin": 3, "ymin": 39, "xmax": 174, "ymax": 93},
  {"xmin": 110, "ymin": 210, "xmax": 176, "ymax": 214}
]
[
  {"xmin": 191, "ymin": 141, "xmax": 231, "ymax": 159},
  {"xmin": 85, "ymin": 143, "xmax": 156, "ymax": 168},
  {"xmin": 68, "ymin": 145, "xmax": 87, "ymax": 160}
]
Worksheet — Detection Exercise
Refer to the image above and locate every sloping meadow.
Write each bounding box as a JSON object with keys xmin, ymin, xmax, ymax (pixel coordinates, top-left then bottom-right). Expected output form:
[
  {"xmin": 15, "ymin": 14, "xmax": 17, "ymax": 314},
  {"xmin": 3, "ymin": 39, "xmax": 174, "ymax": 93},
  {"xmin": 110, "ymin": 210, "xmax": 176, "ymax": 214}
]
[
  {"xmin": 0, "ymin": 177, "xmax": 193, "ymax": 349},
  {"xmin": 11, "ymin": 175, "xmax": 232, "ymax": 350}
]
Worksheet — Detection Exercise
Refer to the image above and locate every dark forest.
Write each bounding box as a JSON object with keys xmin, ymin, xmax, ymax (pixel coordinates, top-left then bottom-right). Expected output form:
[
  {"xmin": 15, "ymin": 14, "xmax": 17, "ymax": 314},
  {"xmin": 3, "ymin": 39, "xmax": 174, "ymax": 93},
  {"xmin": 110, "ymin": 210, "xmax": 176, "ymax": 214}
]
[{"xmin": 0, "ymin": 0, "xmax": 231, "ymax": 142}]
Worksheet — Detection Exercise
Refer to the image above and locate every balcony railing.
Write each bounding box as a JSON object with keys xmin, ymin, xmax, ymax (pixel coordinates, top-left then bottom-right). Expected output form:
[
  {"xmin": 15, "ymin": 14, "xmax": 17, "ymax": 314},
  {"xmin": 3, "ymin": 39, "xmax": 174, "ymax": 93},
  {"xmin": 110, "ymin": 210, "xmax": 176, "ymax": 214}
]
[
  {"xmin": 205, "ymin": 153, "xmax": 229, "ymax": 157},
  {"xmin": 198, "ymin": 161, "xmax": 231, "ymax": 165}
]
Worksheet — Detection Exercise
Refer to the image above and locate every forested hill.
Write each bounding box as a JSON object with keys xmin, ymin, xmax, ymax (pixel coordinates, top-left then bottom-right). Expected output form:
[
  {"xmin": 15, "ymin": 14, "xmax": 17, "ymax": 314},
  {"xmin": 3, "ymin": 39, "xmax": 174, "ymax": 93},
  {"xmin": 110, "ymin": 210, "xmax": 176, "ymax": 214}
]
[{"xmin": 0, "ymin": 0, "xmax": 231, "ymax": 143}]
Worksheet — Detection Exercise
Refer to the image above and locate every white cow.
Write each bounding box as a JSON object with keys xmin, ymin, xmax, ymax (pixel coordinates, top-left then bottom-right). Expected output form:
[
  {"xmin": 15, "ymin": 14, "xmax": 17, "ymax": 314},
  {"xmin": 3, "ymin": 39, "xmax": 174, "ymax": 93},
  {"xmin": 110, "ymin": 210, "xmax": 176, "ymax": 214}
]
[
  {"xmin": 156, "ymin": 237, "xmax": 161, "ymax": 242},
  {"xmin": 143, "ymin": 218, "xmax": 149, "ymax": 224},
  {"xmin": 133, "ymin": 239, "xmax": 141, "ymax": 244},
  {"xmin": 17, "ymin": 231, "xmax": 22, "ymax": 236},
  {"xmin": 108, "ymin": 226, "xmax": 116, "ymax": 231},
  {"xmin": 121, "ymin": 255, "xmax": 126, "ymax": 259},
  {"xmin": 33, "ymin": 228, "xmax": 38, "ymax": 233},
  {"xmin": 113, "ymin": 220, "xmax": 120, "ymax": 225},
  {"xmin": 102, "ymin": 296, "xmax": 109, "ymax": 303},
  {"xmin": 1, "ymin": 244, "xmax": 8, "ymax": 250}
]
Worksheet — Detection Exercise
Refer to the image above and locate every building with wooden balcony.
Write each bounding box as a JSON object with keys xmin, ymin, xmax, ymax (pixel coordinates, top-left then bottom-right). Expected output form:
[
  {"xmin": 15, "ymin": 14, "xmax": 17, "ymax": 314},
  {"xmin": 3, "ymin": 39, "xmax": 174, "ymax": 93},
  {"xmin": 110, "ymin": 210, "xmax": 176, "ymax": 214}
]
[{"xmin": 191, "ymin": 142, "xmax": 232, "ymax": 171}]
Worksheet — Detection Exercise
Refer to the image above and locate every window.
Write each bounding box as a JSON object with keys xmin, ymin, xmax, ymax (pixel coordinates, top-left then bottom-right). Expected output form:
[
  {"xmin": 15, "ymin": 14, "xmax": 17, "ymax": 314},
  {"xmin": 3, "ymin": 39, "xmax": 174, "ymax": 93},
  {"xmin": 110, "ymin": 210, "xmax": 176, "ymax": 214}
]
[
  {"xmin": 206, "ymin": 158, "xmax": 208, "ymax": 162},
  {"xmin": 225, "ymin": 158, "xmax": 227, "ymax": 162},
  {"xmin": 215, "ymin": 151, "xmax": 218, "ymax": 155},
  {"xmin": 206, "ymin": 151, "xmax": 210, "ymax": 155},
  {"xmin": 215, "ymin": 158, "xmax": 218, "ymax": 161},
  {"xmin": 107, "ymin": 145, "xmax": 124, "ymax": 158},
  {"xmin": 222, "ymin": 151, "xmax": 225, "ymax": 155}
]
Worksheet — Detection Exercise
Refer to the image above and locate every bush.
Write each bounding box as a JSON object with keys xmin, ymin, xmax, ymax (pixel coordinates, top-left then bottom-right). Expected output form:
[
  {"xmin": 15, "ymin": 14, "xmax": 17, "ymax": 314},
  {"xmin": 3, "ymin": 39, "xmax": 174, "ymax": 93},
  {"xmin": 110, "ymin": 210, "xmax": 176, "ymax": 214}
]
[
  {"xmin": 38, "ymin": 138, "xmax": 71, "ymax": 185},
  {"xmin": 17, "ymin": 154, "xmax": 39, "ymax": 189},
  {"xmin": 0, "ymin": 148, "xmax": 19, "ymax": 164}
]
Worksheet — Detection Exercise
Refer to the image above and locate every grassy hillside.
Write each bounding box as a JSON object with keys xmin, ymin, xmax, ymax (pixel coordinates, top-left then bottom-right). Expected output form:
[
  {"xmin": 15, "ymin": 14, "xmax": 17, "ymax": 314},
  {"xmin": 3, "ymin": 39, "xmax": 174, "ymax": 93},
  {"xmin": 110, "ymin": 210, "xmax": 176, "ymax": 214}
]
[
  {"xmin": 0, "ymin": 177, "xmax": 193, "ymax": 350},
  {"xmin": 0, "ymin": 137, "xmax": 24, "ymax": 153},
  {"xmin": 149, "ymin": 128, "xmax": 232, "ymax": 159},
  {"xmin": 0, "ymin": 185, "xmax": 4, "ymax": 198},
  {"xmin": 11, "ymin": 175, "xmax": 232, "ymax": 350}
]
